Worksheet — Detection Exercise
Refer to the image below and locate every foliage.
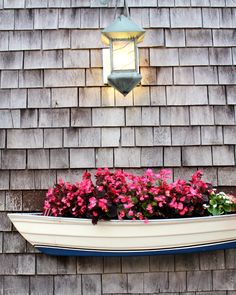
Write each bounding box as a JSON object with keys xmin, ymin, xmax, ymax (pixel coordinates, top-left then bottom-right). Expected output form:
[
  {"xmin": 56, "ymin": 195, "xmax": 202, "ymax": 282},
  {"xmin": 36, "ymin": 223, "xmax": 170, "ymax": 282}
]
[{"xmin": 204, "ymin": 191, "xmax": 236, "ymax": 215}]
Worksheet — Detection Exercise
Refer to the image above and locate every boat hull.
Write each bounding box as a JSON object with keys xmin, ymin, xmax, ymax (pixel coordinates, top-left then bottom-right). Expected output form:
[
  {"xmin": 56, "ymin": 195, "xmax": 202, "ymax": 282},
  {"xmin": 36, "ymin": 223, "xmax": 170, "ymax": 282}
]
[{"xmin": 8, "ymin": 213, "xmax": 236, "ymax": 256}]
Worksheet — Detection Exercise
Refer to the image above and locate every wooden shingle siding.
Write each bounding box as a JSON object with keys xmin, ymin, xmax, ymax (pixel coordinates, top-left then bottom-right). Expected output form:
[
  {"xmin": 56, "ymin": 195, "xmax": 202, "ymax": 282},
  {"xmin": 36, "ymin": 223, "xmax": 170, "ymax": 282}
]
[{"xmin": 0, "ymin": 1, "xmax": 235, "ymax": 294}]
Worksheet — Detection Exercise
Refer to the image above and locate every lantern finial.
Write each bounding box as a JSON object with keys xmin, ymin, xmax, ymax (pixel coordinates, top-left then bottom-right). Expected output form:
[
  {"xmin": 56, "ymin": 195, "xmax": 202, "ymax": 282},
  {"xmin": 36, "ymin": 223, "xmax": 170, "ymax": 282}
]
[{"xmin": 108, "ymin": 72, "xmax": 142, "ymax": 96}]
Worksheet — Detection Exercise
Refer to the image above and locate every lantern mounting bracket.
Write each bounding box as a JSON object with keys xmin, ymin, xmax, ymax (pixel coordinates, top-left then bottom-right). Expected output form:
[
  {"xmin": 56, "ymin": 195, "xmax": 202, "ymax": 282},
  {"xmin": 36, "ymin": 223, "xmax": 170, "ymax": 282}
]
[
  {"xmin": 123, "ymin": 0, "xmax": 130, "ymax": 17},
  {"xmin": 114, "ymin": 0, "xmax": 129, "ymax": 18},
  {"xmin": 100, "ymin": 0, "xmax": 130, "ymax": 18}
]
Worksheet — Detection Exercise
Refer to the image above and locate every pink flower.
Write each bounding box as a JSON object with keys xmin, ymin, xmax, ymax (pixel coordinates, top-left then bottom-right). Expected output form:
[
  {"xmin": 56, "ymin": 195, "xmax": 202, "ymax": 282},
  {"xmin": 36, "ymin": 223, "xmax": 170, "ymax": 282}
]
[
  {"xmin": 62, "ymin": 197, "xmax": 70, "ymax": 207},
  {"xmin": 46, "ymin": 188, "xmax": 53, "ymax": 197},
  {"xmin": 77, "ymin": 196, "xmax": 84, "ymax": 206},
  {"xmin": 156, "ymin": 169, "xmax": 171, "ymax": 180},
  {"xmin": 88, "ymin": 197, "xmax": 97, "ymax": 210},
  {"xmin": 124, "ymin": 203, "xmax": 134, "ymax": 209},
  {"xmin": 177, "ymin": 202, "xmax": 183, "ymax": 210},
  {"xmin": 43, "ymin": 200, "xmax": 51, "ymax": 211},
  {"xmin": 118, "ymin": 210, "xmax": 125, "ymax": 219},
  {"xmin": 165, "ymin": 190, "xmax": 170, "ymax": 197},
  {"xmin": 179, "ymin": 207, "xmax": 188, "ymax": 215},
  {"xmin": 97, "ymin": 186, "xmax": 104, "ymax": 192},
  {"xmin": 147, "ymin": 204, "xmax": 153, "ymax": 214},
  {"xmin": 119, "ymin": 195, "xmax": 127, "ymax": 203},
  {"xmin": 128, "ymin": 210, "xmax": 134, "ymax": 217},
  {"xmin": 145, "ymin": 169, "xmax": 154, "ymax": 177},
  {"xmin": 98, "ymin": 198, "xmax": 107, "ymax": 211},
  {"xmin": 58, "ymin": 179, "xmax": 64, "ymax": 186},
  {"xmin": 136, "ymin": 212, "xmax": 144, "ymax": 220},
  {"xmin": 189, "ymin": 187, "xmax": 198, "ymax": 195}
]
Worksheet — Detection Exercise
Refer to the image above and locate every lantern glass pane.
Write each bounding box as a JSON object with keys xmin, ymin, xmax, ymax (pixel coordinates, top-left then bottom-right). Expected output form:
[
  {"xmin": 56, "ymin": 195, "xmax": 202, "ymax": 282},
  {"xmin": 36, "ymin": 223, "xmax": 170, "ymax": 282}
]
[
  {"xmin": 102, "ymin": 48, "xmax": 111, "ymax": 84},
  {"xmin": 112, "ymin": 40, "xmax": 136, "ymax": 71}
]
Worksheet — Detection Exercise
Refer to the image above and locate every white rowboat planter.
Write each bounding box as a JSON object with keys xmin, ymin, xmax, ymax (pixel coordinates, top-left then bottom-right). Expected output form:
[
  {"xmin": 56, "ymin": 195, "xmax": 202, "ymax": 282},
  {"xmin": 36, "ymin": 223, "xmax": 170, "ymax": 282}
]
[{"xmin": 8, "ymin": 213, "xmax": 236, "ymax": 256}]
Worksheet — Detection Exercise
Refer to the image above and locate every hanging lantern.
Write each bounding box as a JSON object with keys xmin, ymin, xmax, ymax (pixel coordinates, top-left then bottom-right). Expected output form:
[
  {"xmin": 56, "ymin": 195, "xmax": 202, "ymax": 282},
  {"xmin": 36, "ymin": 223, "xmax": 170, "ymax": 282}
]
[{"xmin": 101, "ymin": 14, "xmax": 145, "ymax": 96}]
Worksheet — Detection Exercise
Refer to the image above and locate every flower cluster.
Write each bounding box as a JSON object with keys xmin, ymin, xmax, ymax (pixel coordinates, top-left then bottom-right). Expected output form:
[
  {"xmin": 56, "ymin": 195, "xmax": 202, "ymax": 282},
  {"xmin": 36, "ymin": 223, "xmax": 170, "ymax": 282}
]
[
  {"xmin": 204, "ymin": 191, "xmax": 236, "ymax": 215},
  {"xmin": 43, "ymin": 168, "xmax": 236, "ymax": 224},
  {"xmin": 117, "ymin": 169, "xmax": 210, "ymax": 220}
]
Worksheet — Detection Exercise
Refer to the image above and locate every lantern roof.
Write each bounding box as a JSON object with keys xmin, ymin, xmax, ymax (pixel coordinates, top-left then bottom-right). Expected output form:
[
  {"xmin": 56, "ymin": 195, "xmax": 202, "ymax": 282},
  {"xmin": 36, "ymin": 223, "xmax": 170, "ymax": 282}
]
[{"xmin": 102, "ymin": 15, "xmax": 145, "ymax": 45}]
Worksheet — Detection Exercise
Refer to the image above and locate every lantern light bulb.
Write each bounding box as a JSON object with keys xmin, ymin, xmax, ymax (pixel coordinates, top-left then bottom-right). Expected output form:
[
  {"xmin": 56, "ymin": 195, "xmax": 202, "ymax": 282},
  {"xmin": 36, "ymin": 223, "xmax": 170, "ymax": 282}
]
[{"xmin": 112, "ymin": 40, "xmax": 136, "ymax": 71}]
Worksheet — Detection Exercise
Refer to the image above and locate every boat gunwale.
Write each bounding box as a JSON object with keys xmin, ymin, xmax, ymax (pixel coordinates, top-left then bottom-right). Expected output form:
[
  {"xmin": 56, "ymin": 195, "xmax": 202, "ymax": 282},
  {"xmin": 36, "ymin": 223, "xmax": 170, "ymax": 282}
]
[{"xmin": 8, "ymin": 212, "xmax": 236, "ymax": 226}]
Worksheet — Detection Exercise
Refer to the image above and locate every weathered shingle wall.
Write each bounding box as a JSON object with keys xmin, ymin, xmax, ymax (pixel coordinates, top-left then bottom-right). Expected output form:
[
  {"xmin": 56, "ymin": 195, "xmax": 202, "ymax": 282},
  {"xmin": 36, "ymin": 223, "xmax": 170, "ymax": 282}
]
[{"xmin": 0, "ymin": 0, "xmax": 236, "ymax": 294}]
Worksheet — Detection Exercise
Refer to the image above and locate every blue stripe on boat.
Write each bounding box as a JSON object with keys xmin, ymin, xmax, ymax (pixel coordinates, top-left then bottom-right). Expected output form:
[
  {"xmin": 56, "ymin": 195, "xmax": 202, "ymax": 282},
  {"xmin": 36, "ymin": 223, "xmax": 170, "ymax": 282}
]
[{"xmin": 36, "ymin": 240, "xmax": 236, "ymax": 256}]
